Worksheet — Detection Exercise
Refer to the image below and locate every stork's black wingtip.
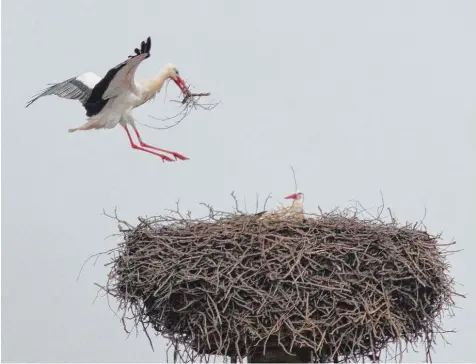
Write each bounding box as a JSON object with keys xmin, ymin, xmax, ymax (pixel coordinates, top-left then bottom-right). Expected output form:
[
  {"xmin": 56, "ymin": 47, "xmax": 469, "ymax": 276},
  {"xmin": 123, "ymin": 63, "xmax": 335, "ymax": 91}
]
[
  {"xmin": 132, "ymin": 37, "xmax": 152, "ymax": 57},
  {"xmin": 146, "ymin": 36, "xmax": 151, "ymax": 52}
]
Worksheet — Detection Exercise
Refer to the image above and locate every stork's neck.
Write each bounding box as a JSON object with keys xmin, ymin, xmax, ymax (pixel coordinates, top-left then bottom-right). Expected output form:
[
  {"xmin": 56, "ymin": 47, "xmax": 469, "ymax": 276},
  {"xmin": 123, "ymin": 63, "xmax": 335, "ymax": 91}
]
[
  {"xmin": 141, "ymin": 69, "xmax": 170, "ymax": 101},
  {"xmin": 291, "ymin": 198, "xmax": 304, "ymax": 212}
]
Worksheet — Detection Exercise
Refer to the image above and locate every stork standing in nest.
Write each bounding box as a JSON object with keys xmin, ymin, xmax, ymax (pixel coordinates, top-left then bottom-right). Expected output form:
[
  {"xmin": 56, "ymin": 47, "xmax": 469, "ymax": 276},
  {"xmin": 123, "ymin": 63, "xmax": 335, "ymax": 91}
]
[
  {"xmin": 26, "ymin": 36, "xmax": 192, "ymax": 162},
  {"xmin": 276, "ymin": 191, "xmax": 305, "ymax": 219},
  {"xmin": 258, "ymin": 191, "xmax": 305, "ymax": 220}
]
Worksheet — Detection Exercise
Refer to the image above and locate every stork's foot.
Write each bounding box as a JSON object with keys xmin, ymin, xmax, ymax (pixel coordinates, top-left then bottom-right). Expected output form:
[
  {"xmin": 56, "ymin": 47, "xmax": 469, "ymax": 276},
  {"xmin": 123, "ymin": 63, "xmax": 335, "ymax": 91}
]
[
  {"xmin": 137, "ymin": 141, "xmax": 189, "ymax": 161},
  {"xmin": 160, "ymin": 154, "xmax": 175, "ymax": 162},
  {"xmin": 168, "ymin": 152, "xmax": 189, "ymax": 161},
  {"xmin": 132, "ymin": 145, "xmax": 175, "ymax": 162}
]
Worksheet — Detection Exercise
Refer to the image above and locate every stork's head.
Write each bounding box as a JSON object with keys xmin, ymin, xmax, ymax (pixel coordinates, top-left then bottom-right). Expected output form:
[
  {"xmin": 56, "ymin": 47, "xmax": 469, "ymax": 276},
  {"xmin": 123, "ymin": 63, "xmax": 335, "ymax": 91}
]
[
  {"xmin": 164, "ymin": 63, "xmax": 190, "ymax": 95},
  {"xmin": 284, "ymin": 190, "xmax": 304, "ymax": 201}
]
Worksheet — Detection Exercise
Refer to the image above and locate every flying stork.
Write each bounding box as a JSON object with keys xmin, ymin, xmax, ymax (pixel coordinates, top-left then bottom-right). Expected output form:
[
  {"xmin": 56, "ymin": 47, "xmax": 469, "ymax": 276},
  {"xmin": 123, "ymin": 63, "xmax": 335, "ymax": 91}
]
[{"xmin": 25, "ymin": 36, "xmax": 192, "ymax": 162}]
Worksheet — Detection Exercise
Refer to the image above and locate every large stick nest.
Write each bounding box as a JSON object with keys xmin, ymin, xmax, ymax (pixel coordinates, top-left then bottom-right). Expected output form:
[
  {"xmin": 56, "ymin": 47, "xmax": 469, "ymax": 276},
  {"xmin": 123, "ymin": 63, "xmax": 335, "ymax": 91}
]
[{"xmin": 99, "ymin": 200, "xmax": 460, "ymax": 363}]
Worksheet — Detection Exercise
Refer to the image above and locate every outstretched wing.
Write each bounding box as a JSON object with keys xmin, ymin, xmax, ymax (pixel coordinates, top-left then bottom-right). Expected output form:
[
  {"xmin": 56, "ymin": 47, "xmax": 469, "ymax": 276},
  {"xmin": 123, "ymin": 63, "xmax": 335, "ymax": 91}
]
[
  {"xmin": 25, "ymin": 72, "xmax": 101, "ymax": 108},
  {"xmin": 26, "ymin": 37, "xmax": 151, "ymax": 117},
  {"xmin": 94, "ymin": 37, "xmax": 152, "ymax": 101}
]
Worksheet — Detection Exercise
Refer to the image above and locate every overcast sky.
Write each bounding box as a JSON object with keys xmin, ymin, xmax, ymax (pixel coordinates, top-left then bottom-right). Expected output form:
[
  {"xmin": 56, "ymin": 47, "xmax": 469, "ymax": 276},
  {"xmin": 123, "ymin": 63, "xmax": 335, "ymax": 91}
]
[{"xmin": 2, "ymin": 0, "xmax": 476, "ymax": 362}]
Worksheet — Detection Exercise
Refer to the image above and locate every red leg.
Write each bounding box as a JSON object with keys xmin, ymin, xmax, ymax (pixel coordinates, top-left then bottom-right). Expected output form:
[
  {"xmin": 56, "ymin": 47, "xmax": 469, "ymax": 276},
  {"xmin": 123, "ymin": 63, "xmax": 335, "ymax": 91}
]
[
  {"xmin": 123, "ymin": 125, "xmax": 174, "ymax": 162},
  {"xmin": 132, "ymin": 125, "xmax": 189, "ymax": 161}
]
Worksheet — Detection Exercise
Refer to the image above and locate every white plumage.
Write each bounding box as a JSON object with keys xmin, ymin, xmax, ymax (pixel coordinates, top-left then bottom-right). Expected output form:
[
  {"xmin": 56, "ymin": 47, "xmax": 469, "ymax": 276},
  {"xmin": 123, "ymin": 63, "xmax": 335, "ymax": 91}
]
[
  {"xmin": 76, "ymin": 72, "xmax": 102, "ymax": 89},
  {"xmin": 259, "ymin": 191, "xmax": 305, "ymax": 220}
]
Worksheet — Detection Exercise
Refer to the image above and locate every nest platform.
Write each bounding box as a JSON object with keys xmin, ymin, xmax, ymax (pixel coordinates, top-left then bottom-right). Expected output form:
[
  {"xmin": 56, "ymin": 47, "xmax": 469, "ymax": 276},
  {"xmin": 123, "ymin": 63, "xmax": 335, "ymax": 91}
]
[{"xmin": 101, "ymin": 206, "xmax": 459, "ymax": 363}]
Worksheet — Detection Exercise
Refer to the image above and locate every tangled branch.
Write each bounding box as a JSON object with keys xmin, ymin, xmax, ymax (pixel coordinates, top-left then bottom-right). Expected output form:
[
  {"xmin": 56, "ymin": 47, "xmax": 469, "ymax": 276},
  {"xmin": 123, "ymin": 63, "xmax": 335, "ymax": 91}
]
[
  {"xmin": 137, "ymin": 81, "xmax": 220, "ymax": 131},
  {"xmin": 95, "ymin": 199, "xmax": 462, "ymax": 363}
]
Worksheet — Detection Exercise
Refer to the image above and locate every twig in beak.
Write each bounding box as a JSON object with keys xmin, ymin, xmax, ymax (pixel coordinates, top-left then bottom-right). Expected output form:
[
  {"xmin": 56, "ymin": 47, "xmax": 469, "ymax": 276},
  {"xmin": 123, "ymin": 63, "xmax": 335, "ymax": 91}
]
[
  {"xmin": 137, "ymin": 82, "xmax": 220, "ymax": 131},
  {"xmin": 181, "ymin": 92, "xmax": 211, "ymax": 104}
]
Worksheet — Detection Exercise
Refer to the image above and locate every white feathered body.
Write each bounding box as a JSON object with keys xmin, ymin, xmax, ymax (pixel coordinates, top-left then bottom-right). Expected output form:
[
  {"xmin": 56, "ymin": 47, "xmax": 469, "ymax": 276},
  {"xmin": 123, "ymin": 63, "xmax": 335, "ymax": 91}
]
[
  {"xmin": 87, "ymin": 88, "xmax": 142, "ymax": 130},
  {"xmin": 72, "ymin": 73, "xmax": 165, "ymax": 131},
  {"xmin": 260, "ymin": 194, "xmax": 305, "ymax": 220}
]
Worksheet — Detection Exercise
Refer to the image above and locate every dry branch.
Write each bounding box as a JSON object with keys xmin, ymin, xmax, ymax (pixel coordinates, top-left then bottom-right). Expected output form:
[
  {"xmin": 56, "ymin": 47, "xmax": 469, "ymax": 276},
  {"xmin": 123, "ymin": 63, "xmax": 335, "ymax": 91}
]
[
  {"xmin": 98, "ymin": 202, "xmax": 461, "ymax": 363},
  {"xmin": 138, "ymin": 81, "xmax": 220, "ymax": 131}
]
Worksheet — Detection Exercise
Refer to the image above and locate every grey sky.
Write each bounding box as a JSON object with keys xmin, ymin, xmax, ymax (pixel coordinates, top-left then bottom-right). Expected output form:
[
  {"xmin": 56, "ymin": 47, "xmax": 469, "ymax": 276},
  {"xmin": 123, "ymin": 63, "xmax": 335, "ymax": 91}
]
[{"xmin": 2, "ymin": 0, "xmax": 475, "ymax": 362}]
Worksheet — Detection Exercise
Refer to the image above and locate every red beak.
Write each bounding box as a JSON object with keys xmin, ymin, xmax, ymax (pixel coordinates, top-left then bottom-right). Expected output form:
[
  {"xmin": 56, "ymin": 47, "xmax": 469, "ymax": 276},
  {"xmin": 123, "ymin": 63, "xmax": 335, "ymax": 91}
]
[
  {"xmin": 173, "ymin": 76, "xmax": 191, "ymax": 96},
  {"xmin": 284, "ymin": 193, "xmax": 297, "ymax": 200}
]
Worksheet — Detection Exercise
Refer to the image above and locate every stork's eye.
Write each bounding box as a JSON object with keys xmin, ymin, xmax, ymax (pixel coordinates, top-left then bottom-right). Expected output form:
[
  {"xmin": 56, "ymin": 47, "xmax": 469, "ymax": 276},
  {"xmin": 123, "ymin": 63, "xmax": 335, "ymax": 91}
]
[{"xmin": 175, "ymin": 69, "xmax": 180, "ymax": 75}]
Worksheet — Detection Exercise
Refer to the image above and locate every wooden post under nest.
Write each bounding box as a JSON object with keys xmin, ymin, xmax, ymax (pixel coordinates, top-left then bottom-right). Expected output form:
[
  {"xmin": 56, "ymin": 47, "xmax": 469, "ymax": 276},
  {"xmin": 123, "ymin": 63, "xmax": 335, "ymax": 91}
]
[{"xmin": 247, "ymin": 347, "xmax": 312, "ymax": 363}]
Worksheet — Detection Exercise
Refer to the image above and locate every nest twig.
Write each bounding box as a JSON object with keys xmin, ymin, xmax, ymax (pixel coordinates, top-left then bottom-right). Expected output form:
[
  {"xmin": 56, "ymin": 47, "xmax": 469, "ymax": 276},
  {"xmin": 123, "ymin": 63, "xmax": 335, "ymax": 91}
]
[
  {"xmin": 137, "ymin": 81, "xmax": 220, "ymax": 131},
  {"xmin": 94, "ymin": 197, "xmax": 462, "ymax": 363}
]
